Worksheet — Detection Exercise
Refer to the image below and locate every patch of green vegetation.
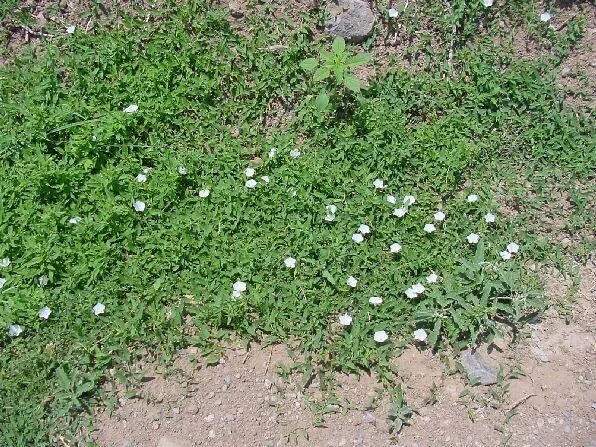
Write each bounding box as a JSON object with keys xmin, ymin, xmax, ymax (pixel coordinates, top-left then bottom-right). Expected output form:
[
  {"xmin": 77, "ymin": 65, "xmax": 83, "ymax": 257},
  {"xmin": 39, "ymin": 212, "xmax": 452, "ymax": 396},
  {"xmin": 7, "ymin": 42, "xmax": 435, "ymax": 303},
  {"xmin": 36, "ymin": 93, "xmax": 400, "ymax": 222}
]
[{"xmin": 0, "ymin": 0, "xmax": 593, "ymax": 445}]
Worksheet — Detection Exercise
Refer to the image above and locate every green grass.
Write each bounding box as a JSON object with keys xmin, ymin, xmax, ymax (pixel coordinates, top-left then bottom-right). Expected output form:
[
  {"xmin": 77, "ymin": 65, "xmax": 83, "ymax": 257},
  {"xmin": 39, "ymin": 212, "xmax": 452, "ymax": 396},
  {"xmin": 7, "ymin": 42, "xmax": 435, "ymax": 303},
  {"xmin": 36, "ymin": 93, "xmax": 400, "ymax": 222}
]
[{"xmin": 0, "ymin": 0, "xmax": 593, "ymax": 445}]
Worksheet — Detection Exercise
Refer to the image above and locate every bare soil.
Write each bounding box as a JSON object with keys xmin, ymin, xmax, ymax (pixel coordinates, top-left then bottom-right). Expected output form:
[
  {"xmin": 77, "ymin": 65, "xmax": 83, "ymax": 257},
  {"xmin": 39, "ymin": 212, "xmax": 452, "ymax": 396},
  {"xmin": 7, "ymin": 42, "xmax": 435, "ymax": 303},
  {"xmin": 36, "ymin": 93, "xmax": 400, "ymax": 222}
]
[{"xmin": 93, "ymin": 260, "xmax": 595, "ymax": 447}]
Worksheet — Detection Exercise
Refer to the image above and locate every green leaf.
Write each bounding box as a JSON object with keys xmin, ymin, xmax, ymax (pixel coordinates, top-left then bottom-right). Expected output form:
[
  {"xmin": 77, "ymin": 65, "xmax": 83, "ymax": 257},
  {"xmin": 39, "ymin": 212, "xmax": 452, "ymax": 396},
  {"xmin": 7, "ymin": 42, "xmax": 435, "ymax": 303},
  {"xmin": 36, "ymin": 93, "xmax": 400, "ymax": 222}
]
[
  {"xmin": 315, "ymin": 92, "xmax": 330, "ymax": 112},
  {"xmin": 427, "ymin": 319, "xmax": 442, "ymax": 347},
  {"xmin": 300, "ymin": 58, "xmax": 318, "ymax": 71},
  {"xmin": 344, "ymin": 74, "xmax": 361, "ymax": 93},
  {"xmin": 347, "ymin": 52, "xmax": 371, "ymax": 67},
  {"xmin": 313, "ymin": 66, "xmax": 331, "ymax": 82},
  {"xmin": 332, "ymin": 36, "xmax": 346, "ymax": 54}
]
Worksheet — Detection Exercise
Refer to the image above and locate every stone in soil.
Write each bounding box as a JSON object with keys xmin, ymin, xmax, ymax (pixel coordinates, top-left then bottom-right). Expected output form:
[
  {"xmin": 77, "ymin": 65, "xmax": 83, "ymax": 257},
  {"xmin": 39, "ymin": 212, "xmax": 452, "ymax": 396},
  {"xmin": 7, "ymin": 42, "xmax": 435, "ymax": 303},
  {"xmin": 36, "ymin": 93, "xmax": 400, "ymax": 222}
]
[
  {"xmin": 325, "ymin": 0, "xmax": 375, "ymax": 43},
  {"xmin": 460, "ymin": 349, "xmax": 498, "ymax": 385},
  {"xmin": 158, "ymin": 437, "xmax": 191, "ymax": 447}
]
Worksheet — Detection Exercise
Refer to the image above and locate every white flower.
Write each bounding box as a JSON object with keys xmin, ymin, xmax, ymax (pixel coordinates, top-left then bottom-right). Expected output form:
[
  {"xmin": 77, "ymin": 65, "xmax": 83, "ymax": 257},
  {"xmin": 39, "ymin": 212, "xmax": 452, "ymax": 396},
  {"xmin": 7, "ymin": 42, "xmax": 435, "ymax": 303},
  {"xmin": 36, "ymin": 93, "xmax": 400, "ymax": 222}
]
[
  {"xmin": 358, "ymin": 224, "xmax": 370, "ymax": 235},
  {"xmin": 38, "ymin": 275, "xmax": 49, "ymax": 287},
  {"xmin": 0, "ymin": 258, "xmax": 10, "ymax": 268},
  {"xmin": 506, "ymin": 242, "xmax": 519, "ymax": 253},
  {"xmin": 412, "ymin": 283, "xmax": 425, "ymax": 294},
  {"xmin": 326, "ymin": 205, "xmax": 337, "ymax": 214},
  {"xmin": 136, "ymin": 173, "xmax": 147, "ymax": 183},
  {"xmin": 142, "ymin": 167, "xmax": 151, "ymax": 174},
  {"xmin": 466, "ymin": 233, "xmax": 480, "ymax": 244},
  {"xmin": 386, "ymin": 195, "xmax": 396, "ymax": 204},
  {"xmin": 199, "ymin": 189, "xmax": 210, "ymax": 198},
  {"xmin": 284, "ymin": 257, "xmax": 297, "ymax": 269},
  {"xmin": 346, "ymin": 276, "xmax": 358, "ymax": 288},
  {"xmin": 178, "ymin": 166, "xmax": 188, "ymax": 175},
  {"xmin": 426, "ymin": 273, "xmax": 439, "ymax": 284},
  {"xmin": 388, "ymin": 7, "xmax": 399, "ymax": 18},
  {"xmin": 434, "ymin": 211, "xmax": 446, "ymax": 221},
  {"xmin": 93, "ymin": 303, "xmax": 106, "ymax": 316},
  {"xmin": 403, "ymin": 195, "xmax": 416, "ymax": 206},
  {"xmin": 0, "ymin": 278, "xmax": 6, "ymax": 288},
  {"xmin": 325, "ymin": 214, "xmax": 336, "ymax": 222},
  {"xmin": 369, "ymin": 296, "xmax": 383, "ymax": 306},
  {"xmin": 373, "ymin": 178, "xmax": 385, "ymax": 189},
  {"xmin": 467, "ymin": 194, "xmax": 479, "ymax": 203},
  {"xmin": 484, "ymin": 212, "xmax": 496, "ymax": 223},
  {"xmin": 389, "ymin": 242, "xmax": 402, "ymax": 254},
  {"xmin": 290, "ymin": 189, "xmax": 297, "ymax": 197},
  {"xmin": 393, "ymin": 207, "xmax": 407, "ymax": 217},
  {"xmin": 268, "ymin": 148, "xmax": 277, "ymax": 158},
  {"xmin": 540, "ymin": 12, "xmax": 551, "ymax": 22},
  {"xmin": 413, "ymin": 328, "xmax": 428, "ymax": 342},
  {"xmin": 133, "ymin": 200, "xmax": 146, "ymax": 212},
  {"xmin": 231, "ymin": 290, "xmax": 242, "ymax": 299},
  {"xmin": 500, "ymin": 251, "xmax": 512, "ymax": 260},
  {"xmin": 289, "ymin": 149, "xmax": 301, "ymax": 158},
  {"xmin": 339, "ymin": 313, "xmax": 353, "ymax": 326},
  {"xmin": 38, "ymin": 307, "xmax": 51, "ymax": 320},
  {"xmin": 260, "ymin": 176, "xmax": 270, "ymax": 183},
  {"xmin": 8, "ymin": 324, "xmax": 22, "ymax": 337},
  {"xmin": 65, "ymin": 25, "xmax": 76, "ymax": 34},
  {"xmin": 352, "ymin": 233, "xmax": 364, "ymax": 244},
  {"xmin": 245, "ymin": 179, "xmax": 257, "ymax": 188},
  {"xmin": 424, "ymin": 223, "xmax": 436, "ymax": 233},
  {"xmin": 233, "ymin": 281, "xmax": 247, "ymax": 293},
  {"xmin": 245, "ymin": 167, "xmax": 255, "ymax": 177},
  {"xmin": 374, "ymin": 330, "xmax": 388, "ymax": 343},
  {"xmin": 482, "ymin": 0, "xmax": 493, "ymax": 7},
  {"xmin": 404, "ymin": 288, "xmax": 418, "ymax": 299},
  {"xmin": 69, "ymin": 216, "xmax": 82, "ymax": 224},
  {"xmin": 123, "ymin": 104, "xmax": 139, "ymax": 113}
]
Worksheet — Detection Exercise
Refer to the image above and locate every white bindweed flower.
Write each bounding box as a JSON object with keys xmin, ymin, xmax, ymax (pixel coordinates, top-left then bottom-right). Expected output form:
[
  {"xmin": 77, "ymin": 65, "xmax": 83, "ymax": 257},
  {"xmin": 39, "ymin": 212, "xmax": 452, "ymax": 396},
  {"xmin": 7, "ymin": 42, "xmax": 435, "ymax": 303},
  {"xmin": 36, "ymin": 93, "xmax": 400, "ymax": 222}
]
[
  {"xmin": 388, "ymin": 7, "xmax": 399, "ymax": 18},
  {"xmin": 233, "ymin": 281, "xmax": 247, "ymax": 293},
  {"xmin": 231, "ymin": 290, "xmax": 242, "ymax": 299},
  {"xmin": 369, "ymin": 296, "xmax": 383, "ymax": 306},
  {"xmin": 245, "ymin": 167, "xmax": 255, "ymax": 177},
  {"xmin": 540, "ymin": 12, "xmax": 551, "ymax": 22},
  {"xmin": 412, "ymin": 283, "xmax": 425, "ymax": 294},
  {"xmin": 386, "ymin": 195, "xmax": 396, "ymax": 204},
  {"xmin": 389, "ymin": 242, "xmax": 402, "ymax": 254},
  {"xmin": 506, "ymin": 242, "xmax": 520, "ymax": 253},
  {"xmin": 352, "ymin": 233, "xmax": 364, "ymax": 244},
  {"xmin": 136, "ymin": 173, "xmax": 147, "ymax": 183},
  {"xmin": 65, "ymin": 25, "xmax": 76, "ymax": 34},
  {"xmin": 467, "ymin": 194, "xmax": 479, "ymax": 203},
  {"xmin": 358, "ymin": 224, "xmax": 370, "ymax": 235},
  {"xmin": 8, "ymin": 324, "xmax": 22, "ymax": 337},
  {"xmin": 177, "ymin": 166, "xmax": 188, "ymax": 175},
  {"xmin": 484, "ymin": 212, "xmax": 496, "ymax": 223},
  {"xmin": 260, "ymin": 176, "xmax": 270, "ymax": 183},
  {"xmin": 199, "ymin": 189, "xmax": 210, "ymax": 198},
  {"xmin": 413, "ymin": 328, "xmax": 428, "ymax": 342},
  {"xmin": 404, "ymin": 288, "xmax": 418, "ymax": 299},
  {"xmin": 426, "ymin": 273, "xmax": 439, "ymax": 284},
  {"xmin": 339, "ymin": 313, "xmax": 353, "ymax": 326},
  {"xmin": 289, "ymin": 149, "xmax": 301, "ymax": 158},
  {"xmin": 482, "ymin": 0, "xmax": 493, "ymax": 7},
  {"xmin": 326, "ymin": 205, "xmax": 337, "ymax": 214},
  {"xmin": 69, "ymin": 216, "xmax": 82, "ymax": 224},
  {"xmin": 434, "ymin": 211, "xmax": 446, "ymax": 222},
  {"xmin": 133, "ymin": 200, "xmax": 146, "ymax": 212},
  {"xmin": 424, "ymin": 223, "xmax": 436, "ymax": 233},
  {"xmin": 0, "ymin": 278, "xmax": 6, "ymax": 288},
  {"xmin": 38, "ymin": 307, "xmax": 51, "ymax": 320},
  {"xmin": 38, "ymin": 275, "xmax": 49, "ymax": 287},
  {"xmin": 466, "ymin": 233, "xmax": 480, "ymax": 244},
  {"xmin": 373, "ymin": 179, "xmax": 385, "ymax": 189},
  {"xmin": 393, "ymin": 207, "xmax": 407, "ymax": 218},
  {"xmin": 268, "ymin": 148, "xmax": 277, "ymax": 158},
  {"xmin": 290, "ymin": 189, "xmax": 297, "ymax": 197},
  {"xmin": 374, "ymin": 330, "xmax": 388, "ymax": 343},
  {"xmin": 93, "ymin": 303, "xmax": 106, "ymax": 315},
  {"xmin": 500, "ymin": 251, "xmax": 512, "ymax": 260},
  {"xmin": 325, "ymin": 214, "xmax": 336, "ymax": 222},
  {"xmin": 403, "ymin": 195, "xmax": 416, "ymax": 206},
  {"xmin": 245, "ymin": 179, "xmax": 257, "ymax": 189},
  {"xmin": 123, "ymin": 104, "xmax": 138, "ymax": 113},
  {"xmin": 284, "ymin": 257, "xmax": 297, "ymax": 269},
  {"xmin": 346, "ymin": 276, "xmax": 358, "ymax": 288},
  {"xmin": 0, "ymin": 258, "xmax": 10, "ymax": 268}
]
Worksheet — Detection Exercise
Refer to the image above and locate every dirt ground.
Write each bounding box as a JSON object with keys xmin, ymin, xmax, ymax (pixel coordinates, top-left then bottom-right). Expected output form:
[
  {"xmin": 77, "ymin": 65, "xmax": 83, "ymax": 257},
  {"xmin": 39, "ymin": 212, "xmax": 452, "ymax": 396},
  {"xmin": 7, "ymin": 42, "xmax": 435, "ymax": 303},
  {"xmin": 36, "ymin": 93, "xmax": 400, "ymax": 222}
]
[{"xmin": 93, "ymin": 260, "xmax": 595, "ymax": 447}]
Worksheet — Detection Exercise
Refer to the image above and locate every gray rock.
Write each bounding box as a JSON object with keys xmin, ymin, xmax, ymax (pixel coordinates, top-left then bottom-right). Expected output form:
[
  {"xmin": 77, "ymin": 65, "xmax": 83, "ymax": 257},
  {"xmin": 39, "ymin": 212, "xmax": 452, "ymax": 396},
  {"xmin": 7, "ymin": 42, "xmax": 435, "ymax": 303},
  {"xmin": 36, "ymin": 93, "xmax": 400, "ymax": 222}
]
[
  {"xmin": 362, "ymin": 411, "xmax": 376, "ymax": 425},
  {"xmin": 325, "ymin": 0, "xmax": 375, "ymax": 43},
  {"xmin": 460, "ymin": 350, "xmax": 498, "ymax": 385},
  {"xmin": 531, "ymin": 346, "xmax": 551, "ymax": 363},
  {"xmin": 158, "ymin": 437, "xmax": 191, "ymax": 447}
]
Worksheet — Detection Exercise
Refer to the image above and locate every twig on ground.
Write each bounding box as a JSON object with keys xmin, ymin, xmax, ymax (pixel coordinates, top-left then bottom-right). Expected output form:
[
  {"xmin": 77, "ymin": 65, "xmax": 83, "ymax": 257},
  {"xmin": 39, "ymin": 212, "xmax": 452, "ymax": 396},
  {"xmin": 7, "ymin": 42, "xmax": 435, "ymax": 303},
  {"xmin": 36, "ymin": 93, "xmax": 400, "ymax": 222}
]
[
  {"xmin": 507, "ymin": 393, "xmax": 536, "ymax": 412},
  {"xmin": 264, "ymin": 346, "xmax": 273, "ymax": 375},
  {"xmin": 21, "ymin": 25, "xmax": 54, "ymax": 38}
]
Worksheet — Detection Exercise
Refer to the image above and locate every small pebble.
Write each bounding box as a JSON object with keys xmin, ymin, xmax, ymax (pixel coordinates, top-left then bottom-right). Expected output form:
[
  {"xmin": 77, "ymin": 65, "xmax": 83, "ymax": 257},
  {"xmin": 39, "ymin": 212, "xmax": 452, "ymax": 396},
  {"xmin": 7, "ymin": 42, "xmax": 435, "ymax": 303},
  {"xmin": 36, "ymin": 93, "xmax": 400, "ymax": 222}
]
[
  {"xmin": 205, "ymin": 414, "xmax": 215, "ymax": 423},
  {"xmin": 208, "ymin": 429, "xmax": 215, "ymax": 439},
  {"xmin": 152, "ymin": 421, "xmax": 160, "ymax": 430}
]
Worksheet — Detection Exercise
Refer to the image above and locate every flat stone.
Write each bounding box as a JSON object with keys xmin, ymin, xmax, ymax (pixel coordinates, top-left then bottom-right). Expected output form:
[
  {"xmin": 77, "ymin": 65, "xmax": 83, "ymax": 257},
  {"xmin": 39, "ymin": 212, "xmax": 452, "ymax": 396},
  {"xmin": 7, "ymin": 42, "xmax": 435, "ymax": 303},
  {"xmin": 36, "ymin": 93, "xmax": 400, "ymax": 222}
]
[
  {"xmin": 158, "ymin": 437, "xmax": 191, "ymax": 447},
  {"xmin": 325, "ymin": 0, "xmax": 375, "ymax": 43},
  {"xmin": 460, "ymin": 350, "xmax": 498, "ymax": 385}
]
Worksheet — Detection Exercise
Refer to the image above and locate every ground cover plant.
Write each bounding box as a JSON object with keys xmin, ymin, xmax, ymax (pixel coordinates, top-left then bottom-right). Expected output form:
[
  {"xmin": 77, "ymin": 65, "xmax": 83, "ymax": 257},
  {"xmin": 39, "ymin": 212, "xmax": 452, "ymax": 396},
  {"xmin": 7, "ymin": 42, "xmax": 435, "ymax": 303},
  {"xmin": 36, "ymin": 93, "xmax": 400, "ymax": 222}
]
[{"xmin": 0, "ymin": 0, "xmax": 593, "ymax": 445}]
